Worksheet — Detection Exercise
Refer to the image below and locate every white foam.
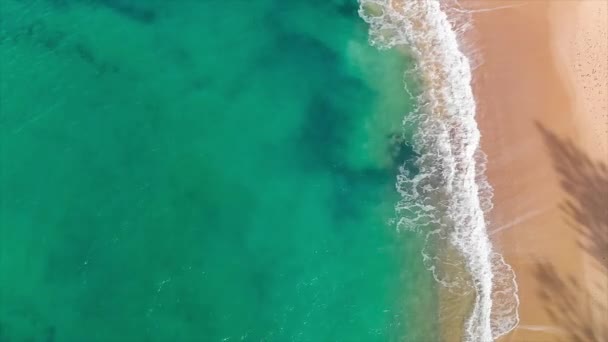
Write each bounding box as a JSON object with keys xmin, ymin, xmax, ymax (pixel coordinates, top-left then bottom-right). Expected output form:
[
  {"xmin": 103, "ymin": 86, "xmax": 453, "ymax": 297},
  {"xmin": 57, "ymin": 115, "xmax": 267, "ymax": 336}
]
[{"xmin": 358, "ymin": 1, "xmax": 519, "ymax": 341}]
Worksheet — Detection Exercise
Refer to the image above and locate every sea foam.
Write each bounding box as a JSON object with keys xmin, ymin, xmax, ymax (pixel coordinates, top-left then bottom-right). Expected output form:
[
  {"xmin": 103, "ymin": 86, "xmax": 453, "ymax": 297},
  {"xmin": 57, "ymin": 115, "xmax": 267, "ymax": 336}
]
[{"xmin": 358, "ymin": 1, "xmax": 519, "ymax": 341}]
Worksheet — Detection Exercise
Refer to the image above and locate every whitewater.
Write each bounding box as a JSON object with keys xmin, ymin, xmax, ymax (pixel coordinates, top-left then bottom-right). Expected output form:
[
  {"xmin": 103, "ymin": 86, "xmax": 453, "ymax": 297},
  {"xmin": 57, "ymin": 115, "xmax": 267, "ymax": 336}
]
[{"xmin": 358, "ymin": 1, "xmax": 520, "ymax": 341}]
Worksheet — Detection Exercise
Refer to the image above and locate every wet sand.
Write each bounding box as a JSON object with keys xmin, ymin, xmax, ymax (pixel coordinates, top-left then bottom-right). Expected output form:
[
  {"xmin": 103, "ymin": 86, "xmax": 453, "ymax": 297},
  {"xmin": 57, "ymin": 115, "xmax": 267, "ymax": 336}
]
[{"xmin": 461, "ymin": 0, "xmax": 607, "ymax": 341}]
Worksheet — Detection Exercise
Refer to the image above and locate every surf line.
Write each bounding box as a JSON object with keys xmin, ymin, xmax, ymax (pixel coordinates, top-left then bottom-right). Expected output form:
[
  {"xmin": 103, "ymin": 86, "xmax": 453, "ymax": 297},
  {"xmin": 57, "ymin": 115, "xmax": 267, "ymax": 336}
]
[{"xmin": 358, "ymin": 1, "xmax": 520, "ymax": 341}]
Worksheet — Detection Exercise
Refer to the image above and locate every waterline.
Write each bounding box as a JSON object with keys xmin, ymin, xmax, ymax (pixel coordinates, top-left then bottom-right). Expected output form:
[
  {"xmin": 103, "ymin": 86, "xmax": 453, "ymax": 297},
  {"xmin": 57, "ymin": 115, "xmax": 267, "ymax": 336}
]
[{"xmin": 358, "ymin": 1, "xmax": 519, "ymax": 340}]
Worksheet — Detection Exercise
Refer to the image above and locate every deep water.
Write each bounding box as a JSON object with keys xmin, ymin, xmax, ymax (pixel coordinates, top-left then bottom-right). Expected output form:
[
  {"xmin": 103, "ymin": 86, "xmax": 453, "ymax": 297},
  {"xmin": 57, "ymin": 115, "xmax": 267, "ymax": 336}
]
[{"xmin": 0, "ymin": 0, "xmax": 437, "ymax": 340}]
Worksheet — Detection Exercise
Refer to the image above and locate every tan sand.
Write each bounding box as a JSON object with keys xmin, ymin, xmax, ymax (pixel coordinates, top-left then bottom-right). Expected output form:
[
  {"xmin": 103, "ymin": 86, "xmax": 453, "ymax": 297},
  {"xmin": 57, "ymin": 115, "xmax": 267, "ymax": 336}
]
[{"xmin": 459, "ymin": 0, "xmax": 608, "ymax": 341}]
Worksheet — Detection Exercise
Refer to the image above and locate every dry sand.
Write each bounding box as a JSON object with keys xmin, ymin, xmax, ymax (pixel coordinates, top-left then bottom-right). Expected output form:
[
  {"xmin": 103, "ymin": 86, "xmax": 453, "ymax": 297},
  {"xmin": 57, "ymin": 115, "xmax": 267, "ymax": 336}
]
[{"xmin": 460, "ymin": 0, "xmax": 607, "ymax": 341}]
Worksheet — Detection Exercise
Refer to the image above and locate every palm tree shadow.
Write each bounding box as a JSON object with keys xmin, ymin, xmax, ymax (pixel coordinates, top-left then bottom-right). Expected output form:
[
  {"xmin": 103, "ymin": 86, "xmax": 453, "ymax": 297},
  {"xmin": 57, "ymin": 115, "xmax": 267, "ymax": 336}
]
[
  {"xmin": 536, "ymin": 123, "xmax": 608, "ymax": 270},
  {"xmin": 534, "ymin": 262, "xmax": 607, "ymax": 342},
  {"xmin": 533, "ymin": 122, "xmax": 608, "ymax": 341}
]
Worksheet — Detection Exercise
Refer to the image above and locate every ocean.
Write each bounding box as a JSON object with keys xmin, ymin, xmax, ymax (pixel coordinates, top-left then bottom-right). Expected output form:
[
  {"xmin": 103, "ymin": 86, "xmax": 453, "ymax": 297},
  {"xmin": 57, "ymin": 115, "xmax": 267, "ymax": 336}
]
[{"xmin": 0, "ymin": 0, "xmax": 440, "ymax": 341}]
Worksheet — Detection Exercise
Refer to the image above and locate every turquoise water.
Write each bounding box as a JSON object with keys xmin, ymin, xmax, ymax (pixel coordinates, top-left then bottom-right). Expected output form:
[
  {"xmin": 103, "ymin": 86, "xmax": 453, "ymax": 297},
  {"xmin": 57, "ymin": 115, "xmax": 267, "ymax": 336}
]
[{"xmin": 0, "ymin": 0, "xmax": 437, "ymax": 340}]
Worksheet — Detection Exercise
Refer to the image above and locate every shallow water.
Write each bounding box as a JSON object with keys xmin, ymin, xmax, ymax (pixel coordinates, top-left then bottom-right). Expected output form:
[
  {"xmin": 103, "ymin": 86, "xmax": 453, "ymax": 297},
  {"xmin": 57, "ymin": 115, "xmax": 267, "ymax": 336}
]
[{"xmin": 0, "ymin": 0, "xmax": 437, "ymax": 340}]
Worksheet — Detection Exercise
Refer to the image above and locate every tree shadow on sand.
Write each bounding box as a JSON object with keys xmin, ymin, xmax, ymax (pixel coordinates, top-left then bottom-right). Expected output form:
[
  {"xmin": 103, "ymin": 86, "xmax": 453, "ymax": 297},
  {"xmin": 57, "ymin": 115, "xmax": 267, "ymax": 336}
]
[
  {"xmin": 534, "ymin": 262, "xmax": 607, "ymax": 342},
  {"xmin": 533, "ymin": 123, "xmax": 607, "ymax": 342}
]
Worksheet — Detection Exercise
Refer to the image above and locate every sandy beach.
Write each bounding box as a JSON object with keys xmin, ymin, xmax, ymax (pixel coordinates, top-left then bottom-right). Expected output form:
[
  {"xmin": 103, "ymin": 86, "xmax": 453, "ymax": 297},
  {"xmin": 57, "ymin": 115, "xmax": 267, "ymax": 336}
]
[{"xmin": 462, "ymin": 0, "xmax": 608, "ymax": 341}]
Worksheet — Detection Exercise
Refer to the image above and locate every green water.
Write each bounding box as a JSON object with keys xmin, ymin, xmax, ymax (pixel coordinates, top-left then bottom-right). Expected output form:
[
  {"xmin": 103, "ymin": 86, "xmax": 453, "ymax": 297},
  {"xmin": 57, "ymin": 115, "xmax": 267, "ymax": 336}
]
[{"xmin": 0, "ymin": 0, "xmax": 436, "ymax": 340}]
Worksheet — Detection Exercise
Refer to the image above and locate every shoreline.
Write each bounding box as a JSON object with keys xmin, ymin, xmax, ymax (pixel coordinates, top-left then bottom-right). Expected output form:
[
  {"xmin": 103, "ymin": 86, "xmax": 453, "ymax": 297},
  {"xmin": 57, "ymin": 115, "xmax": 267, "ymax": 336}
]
[
  {"xmin": 362, "ymin": 1, "xmax": 520, "ymax": 340},
  {"xmin": 463, "ymin": 0, "xmax": 607, "ymax": 340}
]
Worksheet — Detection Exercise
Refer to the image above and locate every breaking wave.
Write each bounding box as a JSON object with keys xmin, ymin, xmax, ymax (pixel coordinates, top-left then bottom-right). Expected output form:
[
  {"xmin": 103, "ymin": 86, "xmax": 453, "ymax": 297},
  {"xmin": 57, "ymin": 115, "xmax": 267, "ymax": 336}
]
[{"xmin": 358, "ymin": 1, "xmax": 519, "ymax": 341}]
